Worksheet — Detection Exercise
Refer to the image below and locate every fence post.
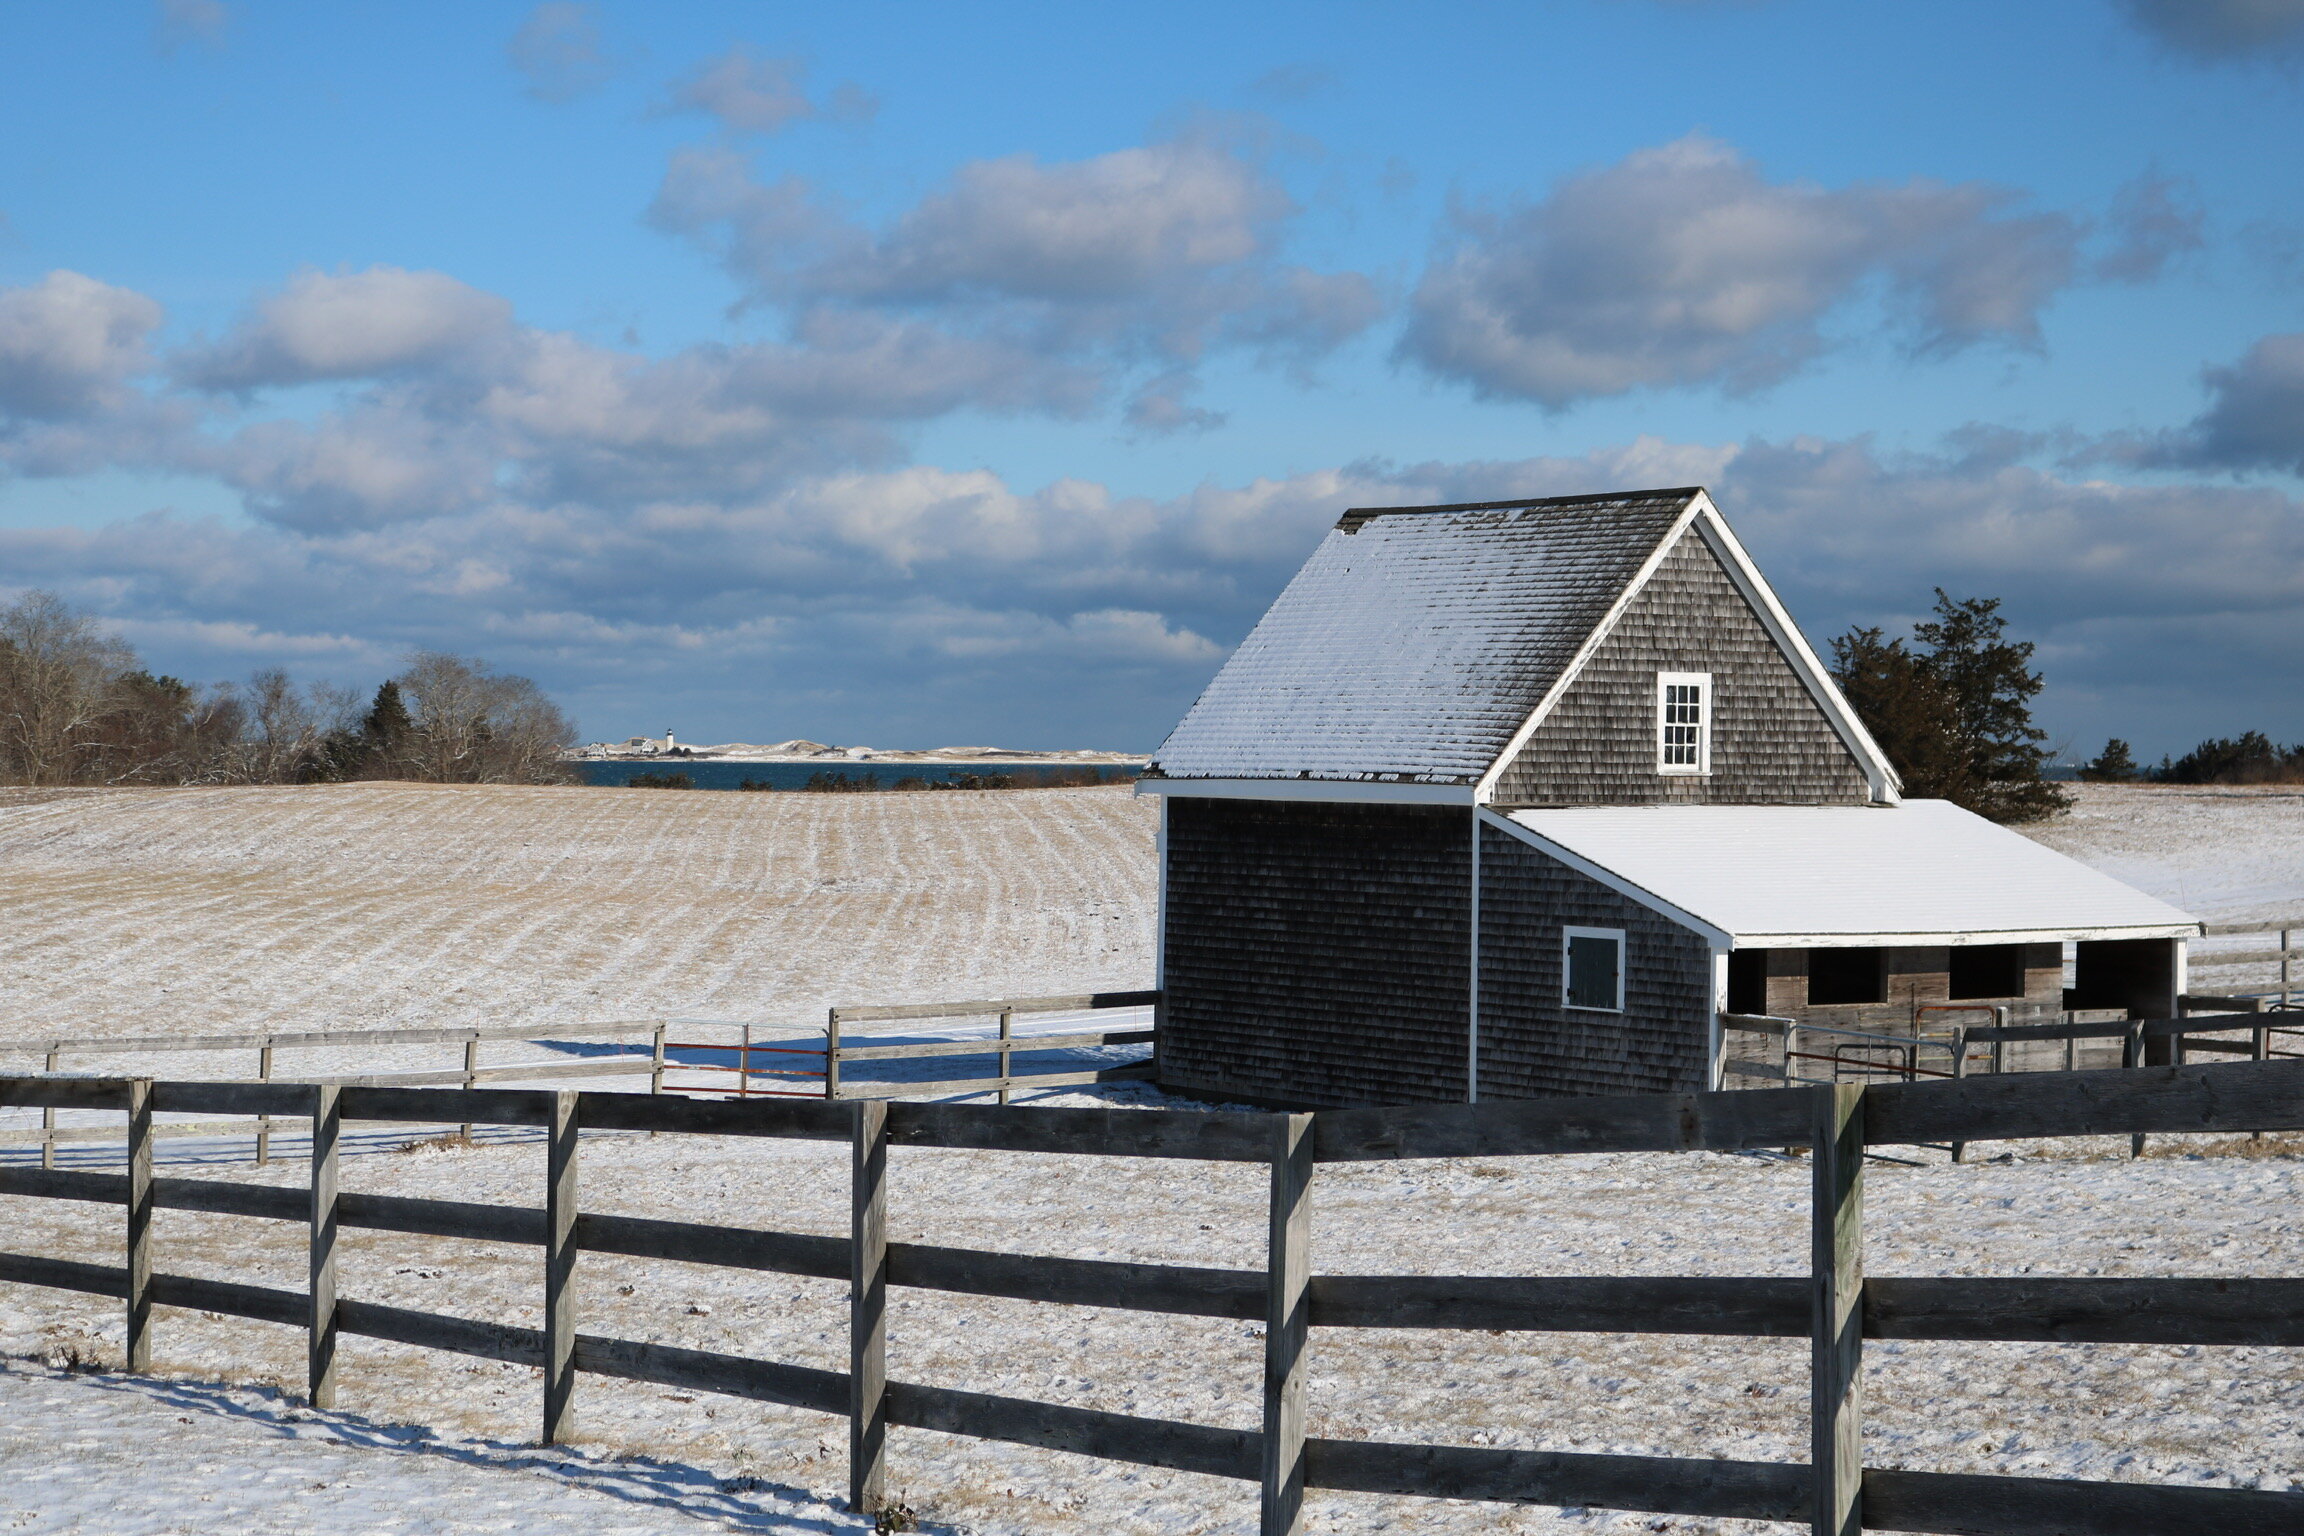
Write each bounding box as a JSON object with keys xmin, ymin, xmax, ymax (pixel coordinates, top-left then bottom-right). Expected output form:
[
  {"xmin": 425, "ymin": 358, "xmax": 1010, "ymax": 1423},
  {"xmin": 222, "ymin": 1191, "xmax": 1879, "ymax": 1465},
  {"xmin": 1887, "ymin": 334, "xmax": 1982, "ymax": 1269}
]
[
  {"xmin": 542, "ymin": 1090, "xmax": 578, "ymax": 1444},
  {"xmin": 1261, "ymin": 1111, "xmax": 1314, "ymax": 1536},
  {"xmin": 1810, "ymin": 1083, "xmax": 1863, "ymax": 1536},
  {"xmin": 126, "ymin": 1078, "xmax": 154, "ymax": 1373},
  {"xmin": 459, "ymin": 1035, "xmax": 478, "ymax": 1143},
  {"xmin": 997, "ymin": 1007, "xmax": 1014, "ymax": 1107},
  {"xmin": 2124, "ymin": 1022, "xmax": 2147, "ymax": 1158},
  {"xmin": 826, "ymin": 1010, "xmax": 843, "ymax": 1101},
  {"xmin": 257, "ymin": 1038, "xmax": 275, "ymax": 1166},
  {"xmin": 849, "ymin": 1098, "xmax": 889, "ymax": 1514},
  {"xmin": 309, "ymin": 1083, "xmax": 340, "ymax": 1408},
  {"xmin": 40, "ymin": 1048, "xmax": 58, "ymax": 1171},
  {"xmin": 1948, "ymin": 1029, "xmax": 1967, "ymax": 1164}
]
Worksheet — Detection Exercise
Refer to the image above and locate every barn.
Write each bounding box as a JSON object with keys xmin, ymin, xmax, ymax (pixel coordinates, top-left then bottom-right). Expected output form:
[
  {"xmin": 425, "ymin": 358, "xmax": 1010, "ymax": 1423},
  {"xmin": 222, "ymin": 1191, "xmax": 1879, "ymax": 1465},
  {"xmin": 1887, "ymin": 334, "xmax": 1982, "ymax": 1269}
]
[{"xmin": 1135, "ymin": 488, "xmax": 2198, "ymax": 1107}]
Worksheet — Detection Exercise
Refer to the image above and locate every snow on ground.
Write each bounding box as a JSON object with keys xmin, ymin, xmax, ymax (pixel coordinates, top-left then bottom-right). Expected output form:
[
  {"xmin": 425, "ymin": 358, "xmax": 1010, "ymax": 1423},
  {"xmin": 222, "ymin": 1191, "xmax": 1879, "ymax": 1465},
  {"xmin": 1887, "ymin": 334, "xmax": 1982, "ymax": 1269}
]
[
  {"xmin": 0, "ymin": 1356, "xmax": 874, "ymax": 1535},
  {"xmin": 0, "ymin": 781, "xmax": 1157, "ymax": 1046},
  {"xmin": 2, "ymin": 781, "xmax": 2302, "ymax": 1532}
]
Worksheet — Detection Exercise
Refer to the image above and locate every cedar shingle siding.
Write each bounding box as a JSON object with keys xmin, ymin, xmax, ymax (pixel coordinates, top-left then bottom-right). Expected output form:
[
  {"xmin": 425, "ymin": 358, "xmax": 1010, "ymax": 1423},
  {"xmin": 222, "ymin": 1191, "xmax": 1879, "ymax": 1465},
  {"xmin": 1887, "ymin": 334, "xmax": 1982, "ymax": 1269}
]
[
  {"xmin": 1491, "ymin": 530, "xmax": 1873, "ymax": 806},
  {"xmin": 1159, "ymin": 797, "xmax": 1471, "ymax": 1105},
  {"xmin": 1475, "ymin": 824, "xmax": 1714, "ymax": 1097}
]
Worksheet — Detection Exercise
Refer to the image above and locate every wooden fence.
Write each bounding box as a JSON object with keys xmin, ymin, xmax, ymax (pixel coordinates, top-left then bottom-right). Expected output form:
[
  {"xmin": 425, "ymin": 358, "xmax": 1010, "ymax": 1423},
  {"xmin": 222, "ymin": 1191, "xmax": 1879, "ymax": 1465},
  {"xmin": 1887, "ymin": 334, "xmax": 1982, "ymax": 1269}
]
[
  {"xmin": 2193, "ymin": 919, "xmax": 2299, "ymax": 1009},
  {"xmin": 0, "ymin": 1020, "xmax": 664, "ymax": 1167},
  {"xmin": 0, "ymin": 989, "xmax": 1162, "ymax": 1162},
  {"xmin": 4, "ymin": 1062, "xmax": 2304, "ymax": 1535}
]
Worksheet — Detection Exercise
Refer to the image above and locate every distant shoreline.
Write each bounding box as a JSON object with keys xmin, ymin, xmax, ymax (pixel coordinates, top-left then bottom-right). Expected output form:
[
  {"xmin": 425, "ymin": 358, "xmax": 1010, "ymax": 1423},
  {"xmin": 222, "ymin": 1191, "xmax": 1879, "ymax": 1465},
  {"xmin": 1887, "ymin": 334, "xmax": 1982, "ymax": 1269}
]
[{"xmin": 568, "ymin": 741, "xmax": 1149, "ymax": 766}]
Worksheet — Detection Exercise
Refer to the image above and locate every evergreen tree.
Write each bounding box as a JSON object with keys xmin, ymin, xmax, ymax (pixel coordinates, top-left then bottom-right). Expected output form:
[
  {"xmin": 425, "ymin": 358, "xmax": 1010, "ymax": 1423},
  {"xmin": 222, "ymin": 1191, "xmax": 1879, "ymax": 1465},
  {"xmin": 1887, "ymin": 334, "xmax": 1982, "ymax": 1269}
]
[
  {"xmin": 1829, "ymin": 590, "xmax": 2068, "ymax": 823},
  {"xmin": 2078, "ymin": 738, "xmax": 2139, "ymax": 782}
]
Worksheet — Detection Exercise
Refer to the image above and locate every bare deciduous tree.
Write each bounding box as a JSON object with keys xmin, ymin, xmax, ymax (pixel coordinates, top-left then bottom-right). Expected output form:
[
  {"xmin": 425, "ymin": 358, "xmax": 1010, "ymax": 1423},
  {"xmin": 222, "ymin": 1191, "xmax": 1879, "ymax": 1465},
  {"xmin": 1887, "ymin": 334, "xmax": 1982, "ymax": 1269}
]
[{"xmin": 0, "ymin": 591, "xmax": 137, "ymax": 785}]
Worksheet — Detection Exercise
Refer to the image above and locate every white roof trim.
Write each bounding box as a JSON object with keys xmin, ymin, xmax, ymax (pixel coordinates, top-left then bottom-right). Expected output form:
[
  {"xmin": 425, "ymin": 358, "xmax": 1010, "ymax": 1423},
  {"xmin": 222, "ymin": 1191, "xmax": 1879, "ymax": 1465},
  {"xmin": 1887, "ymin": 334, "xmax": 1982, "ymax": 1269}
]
[
  {"xmin": 1739, "ymin": 925, "xmax": 2197, "ymax": 948},
  {"xmin": 1471, "ymin": 494, "xmax": 1703, "ymax": 804},
  {"xmin": 1136, "ymin": 778, "xmax": 1476, "ymax": 806},
  {"xmin": 1478, "ymin": 809, "xmax": 1732, "ymax": 947},
  {"xmin": 1684, "ymin": 498, "xmax": 1901, "ymax": 804}
]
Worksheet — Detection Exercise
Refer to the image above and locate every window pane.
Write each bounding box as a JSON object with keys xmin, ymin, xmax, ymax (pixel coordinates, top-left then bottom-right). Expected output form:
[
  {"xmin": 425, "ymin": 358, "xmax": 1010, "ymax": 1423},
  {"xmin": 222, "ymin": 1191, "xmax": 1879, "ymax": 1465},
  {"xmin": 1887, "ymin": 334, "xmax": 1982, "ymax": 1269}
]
[{"xmin": 1567, "ymin": 934, "xmax": 1620, "ymax": 1009}]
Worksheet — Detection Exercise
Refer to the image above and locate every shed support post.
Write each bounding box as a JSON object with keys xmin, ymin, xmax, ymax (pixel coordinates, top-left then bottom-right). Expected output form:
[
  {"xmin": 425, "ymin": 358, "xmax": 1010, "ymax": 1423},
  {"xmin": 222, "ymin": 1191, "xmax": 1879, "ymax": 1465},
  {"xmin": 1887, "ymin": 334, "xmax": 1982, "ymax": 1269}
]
[
  {"xmin": 1810, "ymin": 1083, "xmax": 1864, "ymax": 1536},
  {"xmin": 125, "ymin": 1078, "xmax": 154, "ymax": 1373},
  {"xmin": 1261, "ymin": 1111, "xmax": 1314, "ymax": 1536},
  {"xmin": 308, "ymin": 1082, "xmax": 340, "ymax": 1408},
  {"xmin": 542, "ymin": 1090, "xmax": 578, "ymax": 1444},
  {"xmin": 826, "ymin": 1010, "xmax": 843, "ymax": 1101},
  {"xmin": 849, "ymin": 1099, "xmax": 889, "ymax": 1514}
]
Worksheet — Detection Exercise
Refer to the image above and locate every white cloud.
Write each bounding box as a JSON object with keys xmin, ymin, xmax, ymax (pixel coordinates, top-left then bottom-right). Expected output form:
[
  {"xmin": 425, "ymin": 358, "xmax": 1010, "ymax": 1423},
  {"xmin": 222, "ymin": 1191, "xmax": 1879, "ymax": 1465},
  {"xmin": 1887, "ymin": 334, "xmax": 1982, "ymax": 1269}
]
[
  {"xmin": 0, "ymin": 271, "xmax": 165, "ymax": 419},
  {"xmin": 506, "ymin": 3, "xmax": 612, "ymax": 103},
  {"xmin": 177, "ymin": 267, "xmax": 517, "ymax": 391},
  {"xmin": 649, "ymin": 134, "xmax": 1378, "ymax": 429},
  {"xmin": 1398, "ymin": 134, "xmax": 2082, "ymax": 407},
  {"xmin": 662, "ymin": 45, "xmax": 872, "ymax": 136}
]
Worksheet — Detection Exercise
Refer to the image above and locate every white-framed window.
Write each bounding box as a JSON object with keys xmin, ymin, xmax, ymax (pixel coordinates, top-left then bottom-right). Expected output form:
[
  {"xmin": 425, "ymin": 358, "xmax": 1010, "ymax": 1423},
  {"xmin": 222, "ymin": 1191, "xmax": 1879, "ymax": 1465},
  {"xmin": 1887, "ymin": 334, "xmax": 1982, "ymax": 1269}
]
[
  {"xmin": 1656, "ymin": 670, "xmax": 1712, "ymax": 775},
  {"xmin": 1563, "ymin": 925, "xmax": 1626, "ymax": 1013}
]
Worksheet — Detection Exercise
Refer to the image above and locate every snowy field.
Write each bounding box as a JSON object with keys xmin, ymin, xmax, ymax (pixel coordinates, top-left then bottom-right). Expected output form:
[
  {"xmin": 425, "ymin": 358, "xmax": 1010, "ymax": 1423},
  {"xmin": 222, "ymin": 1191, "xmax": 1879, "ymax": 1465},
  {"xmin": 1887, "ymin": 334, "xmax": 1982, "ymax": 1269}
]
[{"xmin": 1, "ymin": 780, "xmax": 2300, "ymax": 1533}]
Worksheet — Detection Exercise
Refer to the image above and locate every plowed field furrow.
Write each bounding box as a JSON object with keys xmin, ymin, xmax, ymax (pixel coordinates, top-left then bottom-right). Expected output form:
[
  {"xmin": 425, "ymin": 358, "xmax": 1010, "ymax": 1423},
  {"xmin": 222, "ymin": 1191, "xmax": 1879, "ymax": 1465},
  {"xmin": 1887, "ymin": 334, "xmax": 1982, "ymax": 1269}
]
[{"xmin": 0, "ymin": 783, "xmax": 1157, "ymax": 1045}]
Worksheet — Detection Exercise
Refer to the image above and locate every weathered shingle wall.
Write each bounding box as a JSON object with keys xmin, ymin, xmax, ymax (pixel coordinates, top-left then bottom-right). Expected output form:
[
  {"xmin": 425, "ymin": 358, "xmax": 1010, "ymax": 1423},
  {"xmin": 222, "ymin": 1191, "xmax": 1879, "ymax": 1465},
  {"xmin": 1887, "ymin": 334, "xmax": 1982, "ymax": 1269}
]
[
  {"xmin": 1159, "ymin": 797, "xmax": 1471, "ymax": 1105},
  {"xmin": 1492, "ymin": 529, "xmax": 1873, "ymax": 806},
  {"xmin": 1476, "ymin": 824, "xmax": 1714, "ymax": 1097}
]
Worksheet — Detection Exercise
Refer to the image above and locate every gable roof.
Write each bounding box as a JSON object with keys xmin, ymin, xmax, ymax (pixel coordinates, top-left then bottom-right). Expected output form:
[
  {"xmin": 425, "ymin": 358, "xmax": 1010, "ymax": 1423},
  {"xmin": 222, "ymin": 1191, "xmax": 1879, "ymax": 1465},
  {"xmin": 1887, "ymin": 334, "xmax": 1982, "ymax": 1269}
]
[
  {"xmin": 1493, "ymin": 801, "xmax": 2198, "ymax": 947},
  {"xmin": 1148, "ymin": 486, "xmax": 1898, "ymax": 798}
]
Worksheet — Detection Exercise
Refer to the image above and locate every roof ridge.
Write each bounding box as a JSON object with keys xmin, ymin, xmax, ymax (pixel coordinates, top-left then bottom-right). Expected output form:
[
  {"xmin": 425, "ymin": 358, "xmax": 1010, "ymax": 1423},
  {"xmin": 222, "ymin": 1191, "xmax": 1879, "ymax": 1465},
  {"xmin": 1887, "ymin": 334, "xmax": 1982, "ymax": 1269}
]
[{"xmin": 1335, "ymin": 486, "xmax": 1703, "ymax": 533}]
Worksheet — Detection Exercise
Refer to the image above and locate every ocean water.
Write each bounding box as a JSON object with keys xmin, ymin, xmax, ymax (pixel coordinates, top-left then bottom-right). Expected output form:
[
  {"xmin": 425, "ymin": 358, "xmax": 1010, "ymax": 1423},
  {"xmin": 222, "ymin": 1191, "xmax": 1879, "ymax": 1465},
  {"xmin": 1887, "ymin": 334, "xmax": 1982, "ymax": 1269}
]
[{"xmin": 573, "ymin": 759, "xmax": 1144, "ymax": 791}]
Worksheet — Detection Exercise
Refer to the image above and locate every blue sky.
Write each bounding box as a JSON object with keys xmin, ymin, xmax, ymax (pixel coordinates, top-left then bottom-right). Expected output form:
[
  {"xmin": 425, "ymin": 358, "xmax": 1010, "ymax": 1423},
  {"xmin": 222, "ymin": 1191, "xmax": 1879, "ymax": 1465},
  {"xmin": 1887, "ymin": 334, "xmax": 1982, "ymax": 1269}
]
[{"xmin": 1, "ymin": 0, "xmax": 2300, "ymax": 757}]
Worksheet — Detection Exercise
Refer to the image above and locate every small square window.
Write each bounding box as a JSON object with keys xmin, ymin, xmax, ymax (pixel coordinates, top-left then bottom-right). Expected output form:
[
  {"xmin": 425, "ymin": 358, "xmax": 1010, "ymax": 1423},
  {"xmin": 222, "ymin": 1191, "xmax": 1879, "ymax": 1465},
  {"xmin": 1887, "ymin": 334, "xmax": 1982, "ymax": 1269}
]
[
  {"xmin": 1563, "ymin": 926, "xmax": 1626, "ymax": 1012},
  {"xmin": 1657, "ymin": 671, "xmax": 1711, "ymax": 775}
]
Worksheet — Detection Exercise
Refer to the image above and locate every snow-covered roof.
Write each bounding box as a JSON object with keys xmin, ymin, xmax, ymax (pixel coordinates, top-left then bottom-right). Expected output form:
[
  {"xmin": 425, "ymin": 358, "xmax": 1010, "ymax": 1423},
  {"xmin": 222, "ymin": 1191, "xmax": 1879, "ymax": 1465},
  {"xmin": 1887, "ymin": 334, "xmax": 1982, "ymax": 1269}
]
[
  {"xmin": 1498, "ymin": 800, "xmax": 2199, "ymax": 947},
  {"xmin": 1151, "ymin": 489, "xmax": 1699, "ymax": 783}
]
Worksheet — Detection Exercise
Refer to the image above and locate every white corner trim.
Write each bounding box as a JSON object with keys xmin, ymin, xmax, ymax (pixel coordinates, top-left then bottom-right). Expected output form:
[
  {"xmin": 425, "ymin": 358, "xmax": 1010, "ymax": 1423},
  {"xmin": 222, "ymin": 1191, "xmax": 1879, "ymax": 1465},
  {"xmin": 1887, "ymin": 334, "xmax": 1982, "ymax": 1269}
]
[
  {"xmin": 1685, "ymin": 498, "xmax": 1902, "ymax": 804},
  {"xmin": 1478, "ymin": 808, "xmax": 1734, "ymax": 948},
  {"xmin": 1135, "ymin": 777, "xmax": 1476, "ymax": 806},
  {"xmin": 1472, "ymin": 494, "xmax": 1706, "ymax": 804}
]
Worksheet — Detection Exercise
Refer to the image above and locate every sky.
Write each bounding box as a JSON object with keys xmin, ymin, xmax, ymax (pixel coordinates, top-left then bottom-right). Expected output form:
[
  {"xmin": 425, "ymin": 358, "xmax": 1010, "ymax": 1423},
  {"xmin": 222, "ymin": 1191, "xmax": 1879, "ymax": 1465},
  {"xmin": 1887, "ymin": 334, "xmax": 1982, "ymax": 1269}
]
[{"xmin": 1, "ymin": 1, "xmax": 2301, "ymax": 758}]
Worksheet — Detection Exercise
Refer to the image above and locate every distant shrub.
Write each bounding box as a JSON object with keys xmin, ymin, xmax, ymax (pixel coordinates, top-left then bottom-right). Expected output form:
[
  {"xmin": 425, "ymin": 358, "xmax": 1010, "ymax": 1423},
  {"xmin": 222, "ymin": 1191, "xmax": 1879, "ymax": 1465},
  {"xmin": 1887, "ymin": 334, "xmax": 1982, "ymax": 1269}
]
[
  {"xmin": 736, "ymin": 777, "xmax": 775, "ymax": 792},
  {"xmin": 628, "ymin": 771, "xmax": 694, "ymax": 790},
  {"xmin": 803, "ymin": 770, "xmax": 882, "ymax": 792},
  {"xmin": 2078, "ymin": 738, "xmax": 2140, "ymax": 782}
]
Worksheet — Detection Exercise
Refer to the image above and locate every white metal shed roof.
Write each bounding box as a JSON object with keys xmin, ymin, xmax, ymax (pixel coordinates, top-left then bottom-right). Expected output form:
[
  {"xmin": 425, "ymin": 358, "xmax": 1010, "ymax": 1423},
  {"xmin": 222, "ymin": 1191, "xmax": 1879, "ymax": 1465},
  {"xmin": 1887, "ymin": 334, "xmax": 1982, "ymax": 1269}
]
[{"xmin": 1498, "ymin": 800, "xmax": 2198, "ymax": 948}]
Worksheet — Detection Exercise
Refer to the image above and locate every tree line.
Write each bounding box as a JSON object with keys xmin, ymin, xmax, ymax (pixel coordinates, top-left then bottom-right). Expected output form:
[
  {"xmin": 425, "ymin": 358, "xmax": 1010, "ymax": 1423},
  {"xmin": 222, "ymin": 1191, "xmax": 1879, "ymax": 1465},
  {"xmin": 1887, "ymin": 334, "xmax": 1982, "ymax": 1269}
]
[
  {"xmin": 0, "ymin": 590, "xmax": 577, "ymax": 787},
  {"xmin": 2077, "ymin": 732, "xmax": 2304, "ymax": 786}
]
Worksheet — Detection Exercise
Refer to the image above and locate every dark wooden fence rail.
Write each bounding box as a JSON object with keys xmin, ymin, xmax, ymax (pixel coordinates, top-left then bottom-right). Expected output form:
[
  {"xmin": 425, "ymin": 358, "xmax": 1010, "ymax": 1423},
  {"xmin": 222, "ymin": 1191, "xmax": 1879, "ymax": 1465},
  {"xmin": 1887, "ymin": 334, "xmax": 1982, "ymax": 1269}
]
[{"xmin": 3, "ymin": 1062, "xmax": 2303, "ymax": 1536}]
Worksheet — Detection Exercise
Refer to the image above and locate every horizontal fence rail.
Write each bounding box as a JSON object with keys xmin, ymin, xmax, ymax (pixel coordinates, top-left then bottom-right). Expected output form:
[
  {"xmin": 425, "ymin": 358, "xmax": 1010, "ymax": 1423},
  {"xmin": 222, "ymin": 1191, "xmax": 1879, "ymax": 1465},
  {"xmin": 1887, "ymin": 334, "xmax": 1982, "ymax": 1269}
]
[{"xmin": 1, "ymin": 1061, "xmax": 2301, "ymax": 1535}]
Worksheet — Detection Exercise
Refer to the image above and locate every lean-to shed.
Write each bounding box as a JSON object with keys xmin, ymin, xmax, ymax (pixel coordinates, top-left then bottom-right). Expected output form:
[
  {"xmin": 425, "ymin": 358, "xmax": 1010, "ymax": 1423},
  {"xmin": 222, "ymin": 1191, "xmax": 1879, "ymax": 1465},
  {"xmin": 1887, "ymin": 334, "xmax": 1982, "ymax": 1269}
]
[{"xmin": 1136, "ymin": 488, "xmax": 2197, "ymax": 1107}]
